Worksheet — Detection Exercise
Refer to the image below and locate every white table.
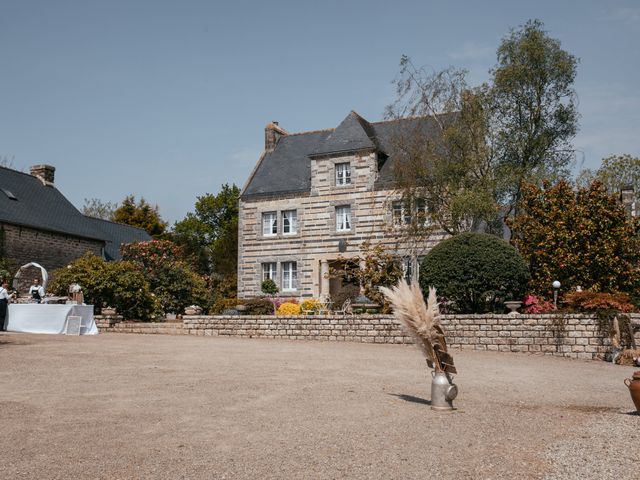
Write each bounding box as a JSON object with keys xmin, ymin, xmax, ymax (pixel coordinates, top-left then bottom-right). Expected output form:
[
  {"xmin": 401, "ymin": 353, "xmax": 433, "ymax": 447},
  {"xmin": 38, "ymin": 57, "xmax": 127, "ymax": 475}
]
[{"xmin": 6, "ymin": 304, "xmax": 97, "ymax": 335}]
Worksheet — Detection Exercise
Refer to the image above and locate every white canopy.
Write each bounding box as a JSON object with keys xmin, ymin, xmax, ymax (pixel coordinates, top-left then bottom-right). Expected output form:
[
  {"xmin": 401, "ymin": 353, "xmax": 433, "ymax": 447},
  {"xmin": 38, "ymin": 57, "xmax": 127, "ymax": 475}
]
[{"xmin": 13, "ymin": 262, "xmax": 49, "ymax": 291}]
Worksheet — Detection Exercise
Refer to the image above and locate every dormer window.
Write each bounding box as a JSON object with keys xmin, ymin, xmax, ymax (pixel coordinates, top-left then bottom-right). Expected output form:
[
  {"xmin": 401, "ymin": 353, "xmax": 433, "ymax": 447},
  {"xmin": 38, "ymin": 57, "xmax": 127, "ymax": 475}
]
[{"xmin": 335, "ymin": 163, "xmax": 351, "ymax": 186}]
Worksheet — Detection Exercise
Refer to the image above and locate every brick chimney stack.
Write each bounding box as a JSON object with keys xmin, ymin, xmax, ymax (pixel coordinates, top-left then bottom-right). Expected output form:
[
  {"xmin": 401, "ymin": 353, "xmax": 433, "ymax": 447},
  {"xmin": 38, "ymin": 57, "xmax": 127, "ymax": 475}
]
[
  {"xmin": 30, "ymin": 164, "xmax": 56, "ymax": 186},
  {"xmin": 620, "ymin": 184, "xmax": 636, "ymax": 217},
  {"xmin": 265, "ymin": 121, "xmax": 287, "ymax": 151}
]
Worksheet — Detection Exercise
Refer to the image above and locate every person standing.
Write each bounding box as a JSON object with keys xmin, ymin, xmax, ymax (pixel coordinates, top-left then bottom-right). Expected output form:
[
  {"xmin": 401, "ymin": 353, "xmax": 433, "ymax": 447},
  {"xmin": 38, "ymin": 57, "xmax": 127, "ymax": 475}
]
[
  {"xmin": 0, "ymin": 281, "xmax": 11, "ymax": 331},
  {"xmin": 29, "ymin": 278, "xmax": 45, "ymax": 304}
]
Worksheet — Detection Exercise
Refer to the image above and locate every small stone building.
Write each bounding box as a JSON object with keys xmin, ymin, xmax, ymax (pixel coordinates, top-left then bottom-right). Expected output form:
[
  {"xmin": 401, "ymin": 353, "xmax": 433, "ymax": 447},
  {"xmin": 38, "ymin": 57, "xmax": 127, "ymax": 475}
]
[
  {"xmin": 0, "ymin": 164, "xmax": 150, "ymax": 284},
  {"xmin": 238, "ymin": 111, "xmax": 446, "ymax": 299}
]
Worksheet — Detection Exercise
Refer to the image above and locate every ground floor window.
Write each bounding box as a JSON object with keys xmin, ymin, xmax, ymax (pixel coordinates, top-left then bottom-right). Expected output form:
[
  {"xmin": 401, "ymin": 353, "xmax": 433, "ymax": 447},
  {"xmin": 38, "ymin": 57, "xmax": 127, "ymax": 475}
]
[{"xmin": 282, "ymin": 261, "xmax": 297, "ymax": 291}]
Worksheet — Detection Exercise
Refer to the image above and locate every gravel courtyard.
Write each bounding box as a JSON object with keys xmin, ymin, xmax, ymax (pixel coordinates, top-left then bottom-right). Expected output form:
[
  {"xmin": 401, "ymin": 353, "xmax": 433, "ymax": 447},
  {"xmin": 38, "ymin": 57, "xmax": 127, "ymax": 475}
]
[{"xmin": 1, "ymin": 333, "xmax": 638, "ymax": 479}]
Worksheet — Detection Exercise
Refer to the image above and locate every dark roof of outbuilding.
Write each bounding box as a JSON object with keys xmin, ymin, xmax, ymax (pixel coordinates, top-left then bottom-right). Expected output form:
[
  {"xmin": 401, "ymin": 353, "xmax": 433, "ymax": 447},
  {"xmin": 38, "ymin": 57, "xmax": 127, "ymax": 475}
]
[
  {"xmin": 83, "ymin": 216, "xmax": 152, "ymax": 261},
  {"xmin": 242, "ymin": 111, "xmax": 450, "ymax": 199},
  {"xmin": 0, "ymin": 166, "xmax": 105, "ymax": 240},
  {"xmin": 0, "ymin": 166, "xmax": 152, "ymax": 257}
]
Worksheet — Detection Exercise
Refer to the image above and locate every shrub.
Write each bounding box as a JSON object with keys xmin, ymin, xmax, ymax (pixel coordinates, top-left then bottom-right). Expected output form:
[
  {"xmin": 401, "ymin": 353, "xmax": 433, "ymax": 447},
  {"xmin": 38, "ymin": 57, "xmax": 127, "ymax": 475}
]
[
  {"xmin": 420, "ymin": 233, "xmax": 530, "ymax": 313},
  {"xmin": 521, "ymin": 295, "xmax": 556, "ymax": 314},
  {"xmin": 244, "ymin": 298, "xmax": 275, "ymax": 315},
  {"xmin": 261, "ymin": 278, "xmax": 278, "ymax": 295},
  {"xmin": 210, "ymin": 297, "xmax": 244, "ymax": 315},
  {"xmin": 48, "ymin": 253, "xmax": 157, "ymax": 320},
  {"xmin": 272, "ymin": 297, "xmax": 298, "ymax": 309},
  {"xmin": 564, "ymin": 291, "xmax": 635, "ymax": 314},
  {"xmin": 122, "ymin": 240, "xmax": 208, "ymax": 314},
  {"xmin": 300, "ymin": 298, "xmax": 321, "ymax": 314},
  {"xmin": 277, "ymin": 302, "xmax": 301, "ymax": 315}
]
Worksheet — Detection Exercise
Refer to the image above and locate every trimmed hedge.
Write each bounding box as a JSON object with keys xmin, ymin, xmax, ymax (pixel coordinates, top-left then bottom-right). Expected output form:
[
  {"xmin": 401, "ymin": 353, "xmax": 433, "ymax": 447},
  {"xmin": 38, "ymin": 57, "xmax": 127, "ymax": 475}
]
[{"xmin": 420, "ymin": 233, "xmax": 530, "ymax": 313}]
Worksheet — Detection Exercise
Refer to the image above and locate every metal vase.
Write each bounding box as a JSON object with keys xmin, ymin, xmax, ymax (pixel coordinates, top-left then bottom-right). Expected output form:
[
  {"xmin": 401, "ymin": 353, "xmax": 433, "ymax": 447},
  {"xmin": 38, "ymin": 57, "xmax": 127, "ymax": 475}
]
[{"xmin": 431, "ymin": 371, "xmax": 458, "ymax": 410}]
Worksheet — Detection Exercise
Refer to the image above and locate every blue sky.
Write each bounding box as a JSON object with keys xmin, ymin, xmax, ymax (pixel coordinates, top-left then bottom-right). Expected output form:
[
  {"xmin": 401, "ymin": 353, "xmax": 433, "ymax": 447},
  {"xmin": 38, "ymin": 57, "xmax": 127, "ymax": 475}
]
[{"xmin": 1, "ymin": 0, "xmax": 638, "ymax": 223}]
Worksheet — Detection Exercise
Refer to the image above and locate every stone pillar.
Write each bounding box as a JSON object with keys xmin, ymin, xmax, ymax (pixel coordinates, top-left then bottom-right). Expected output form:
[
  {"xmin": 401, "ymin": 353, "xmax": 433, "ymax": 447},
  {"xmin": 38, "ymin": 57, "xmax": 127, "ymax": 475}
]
[
  {"xmin": 359, "ymin": 259, "xmax": 366, "ymax": 294},
  {"xmin": 320, "ymin": 260, "xmax": 330, "ymax": 298}
]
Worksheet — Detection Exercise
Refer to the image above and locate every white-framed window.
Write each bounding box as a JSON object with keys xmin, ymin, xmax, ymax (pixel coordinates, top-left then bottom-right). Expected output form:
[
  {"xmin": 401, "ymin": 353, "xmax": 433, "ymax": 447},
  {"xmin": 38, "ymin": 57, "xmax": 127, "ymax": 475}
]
[
  {"xmin": 262, "ymin": 212, "xmax": 277, "ymax": 236},
  {"xmin": 262, "ymin": 262, "xmax": 277, "ymax": 281},
  {"xmin": 282, "ymin": 210, "xmax": 297, "ymax": 234},
  {"xmin": 336, "ymin": 205, "xmax": 352, "ymax": 232},
  {"xmin": 335, "ymin": 162, "xmax": 351, "ymax": 186},
  {"xmin": 392, "ymin": 201, "xmax": 412, "ymax": 226},
  {"xmin": 392, "ymin": 199, "xmax": 431, "ymax": 227},
  {"xmin": 282, "ymin": 261, "xmax": 297, "ymax": 291}
]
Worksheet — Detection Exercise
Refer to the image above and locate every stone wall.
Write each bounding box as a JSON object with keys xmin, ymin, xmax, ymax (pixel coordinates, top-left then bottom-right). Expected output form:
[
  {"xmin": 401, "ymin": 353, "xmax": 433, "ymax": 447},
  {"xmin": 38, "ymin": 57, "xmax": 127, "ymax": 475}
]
[
  {"xmin": 1, "ymin": 223, "xmax": 103, "ymax": 286},
  {"xmin": 97, "ymin": 313, "xmax": 640, "ymax": 360}
]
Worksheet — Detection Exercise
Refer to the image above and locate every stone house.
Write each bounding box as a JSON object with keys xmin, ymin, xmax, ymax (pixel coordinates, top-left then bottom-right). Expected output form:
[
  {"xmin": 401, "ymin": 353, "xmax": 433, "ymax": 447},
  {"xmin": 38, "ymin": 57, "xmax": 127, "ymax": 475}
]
[
  {"xmin": 238, "ymin": 111, "xmax": 446, "ymax": 299},
  {"xmin": 0, "ymin": 164, "xmax": 151, "ymax": 284}
]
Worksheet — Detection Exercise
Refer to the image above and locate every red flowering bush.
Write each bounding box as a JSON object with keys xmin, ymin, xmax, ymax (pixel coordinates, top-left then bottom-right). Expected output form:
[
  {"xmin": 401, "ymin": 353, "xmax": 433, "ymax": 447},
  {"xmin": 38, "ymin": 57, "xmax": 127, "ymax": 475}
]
[
  {"xmin": 521, "ymin": 295, "xmax": 556, "ymax": 314},
  {"xmin": 564, "ymin": 291, "xmax": 635, "ymax": 313}
]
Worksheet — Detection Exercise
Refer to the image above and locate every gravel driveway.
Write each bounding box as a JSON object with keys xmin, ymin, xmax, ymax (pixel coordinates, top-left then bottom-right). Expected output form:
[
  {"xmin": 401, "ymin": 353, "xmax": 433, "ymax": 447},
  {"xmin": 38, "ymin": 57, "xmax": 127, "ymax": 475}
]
[{"xmin": 1, "ymin": 332, "xmax": 638, "ymax": 479}]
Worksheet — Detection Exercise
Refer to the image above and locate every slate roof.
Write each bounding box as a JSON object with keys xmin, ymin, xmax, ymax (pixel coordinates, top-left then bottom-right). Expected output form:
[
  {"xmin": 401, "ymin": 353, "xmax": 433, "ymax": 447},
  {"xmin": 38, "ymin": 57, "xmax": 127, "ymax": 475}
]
[
  {"xmin": 242, "ymin": 111, "xmax": 450, "ymax": 199},
  {"xmin": 310, "ymin": 111, "xmax": 378, "ymax": 156},
  {"xmin": 0, "ymin": 166, "xmax": 105, "ymax": 240},
  {"xmin": 83, "ymin": 216, "xmax": 151, "ymax": 261},
  {"xmin": 0, "ymin": 166, "xmax": 151, "ymax": 256}
]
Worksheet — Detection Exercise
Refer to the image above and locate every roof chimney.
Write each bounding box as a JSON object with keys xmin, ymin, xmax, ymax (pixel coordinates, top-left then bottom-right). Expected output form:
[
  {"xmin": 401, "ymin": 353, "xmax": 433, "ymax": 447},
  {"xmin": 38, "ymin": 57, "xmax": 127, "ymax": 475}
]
[
  {"xmin": 30, "ymin": 164, "xmax": 55, "ymax": 186},
  {"xmin": 620, "ymin": 184, "xmax": 636, "ymax": 217},
  {"xmin": 265, "ymin": 121, "xmax": 287, "ymax": 152}
]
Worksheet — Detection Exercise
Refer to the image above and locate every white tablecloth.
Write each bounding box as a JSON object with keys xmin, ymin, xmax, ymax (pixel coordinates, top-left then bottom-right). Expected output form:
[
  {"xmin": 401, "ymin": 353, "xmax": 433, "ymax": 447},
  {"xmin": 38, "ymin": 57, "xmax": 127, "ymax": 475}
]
[{"xmin": 6, "ymin": 304, "xmax": 97, "ymax": 335}]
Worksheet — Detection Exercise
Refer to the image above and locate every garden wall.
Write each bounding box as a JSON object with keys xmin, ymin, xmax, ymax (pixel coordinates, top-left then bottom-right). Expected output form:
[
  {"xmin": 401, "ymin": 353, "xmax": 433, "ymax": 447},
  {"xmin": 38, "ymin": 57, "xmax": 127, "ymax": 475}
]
[{"xmin": 95, "ymin": 313, "xmax": 640, "ymax": 360}]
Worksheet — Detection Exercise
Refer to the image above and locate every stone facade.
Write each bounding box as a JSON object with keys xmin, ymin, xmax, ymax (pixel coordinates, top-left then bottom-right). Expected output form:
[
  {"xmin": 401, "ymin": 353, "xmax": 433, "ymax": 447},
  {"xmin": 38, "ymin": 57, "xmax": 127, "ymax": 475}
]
[
  {"xmin": 1, "ymin": 222, "xmax": 103, "ymax": 273},
  {"xmin": 96, "ymin": 313, "xmax": 640, "ymax": 360},
  {"xmin": 238, "ymin": 149, "xmax": 445, "ymax": 298}
]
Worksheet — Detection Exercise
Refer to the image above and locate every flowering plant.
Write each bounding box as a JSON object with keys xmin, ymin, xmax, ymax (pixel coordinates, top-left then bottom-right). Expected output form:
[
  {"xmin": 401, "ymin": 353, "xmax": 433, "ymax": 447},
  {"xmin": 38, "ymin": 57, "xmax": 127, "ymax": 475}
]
[
  {"xmin": 521, "ymin": 295, "xmax": 556, "ymax": 314},
  {"xmin": 277, "ymin": 302, "xmax": 301, "ymax": 316}
]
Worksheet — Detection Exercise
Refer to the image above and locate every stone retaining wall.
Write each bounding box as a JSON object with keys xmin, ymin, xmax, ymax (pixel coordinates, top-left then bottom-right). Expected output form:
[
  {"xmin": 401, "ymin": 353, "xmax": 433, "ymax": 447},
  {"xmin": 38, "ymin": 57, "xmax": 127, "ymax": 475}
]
[{"xmin": 95, "ymin": 313, "xmax": 640, "ymax": 360}]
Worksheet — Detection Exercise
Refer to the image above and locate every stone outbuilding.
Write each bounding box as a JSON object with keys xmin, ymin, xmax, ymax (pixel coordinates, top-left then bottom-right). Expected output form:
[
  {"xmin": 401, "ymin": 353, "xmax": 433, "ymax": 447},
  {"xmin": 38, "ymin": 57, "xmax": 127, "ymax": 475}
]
[{"xmin": 0, "ymin": 164, "xmax": 150, "ymax": 282}]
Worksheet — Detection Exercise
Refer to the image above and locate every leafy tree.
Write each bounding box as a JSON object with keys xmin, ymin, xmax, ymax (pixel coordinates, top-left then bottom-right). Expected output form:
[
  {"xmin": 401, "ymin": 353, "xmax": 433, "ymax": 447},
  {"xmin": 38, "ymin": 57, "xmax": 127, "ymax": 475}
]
[
  {"xmin": 48, "ymin": 253, "xmax": 158, "ymax": 320},
  {"xmin": 492, "ymin": 19, "xmax": 579, "ymax": 217},
  {"xmin": 121, "ymin": 240, "xmax": 208, "ymax": 314},
  {"xmin": 386, "ymin": 19, "xmax": 579, "ymax": 235},
  {"xmin": 82, "ymin": 198, "xmax": 117, "ymax": 220},
  {"xmin": 330, "ymin": 241, "xmax": 403, "ymax": 312},
  {"xmin": 420, "ymin": 233, "xmax": 530, "ymax": 313},
  {"xmin": 508, "ymin": 180, "xmax": 640, "ymax": 296},
  {"xmin": 113, "ymin": 195, "xmax": 167, "ymax": 237},
  {"xmin": 578, "ymin": 154, "xmax": 640, "ymax": 194},
  {"xmin": 172, "ymin": 184, "xmax": 240, "ymax": 277},
  {"xmin": 386, "ymin": 63, "xmax": 500, "ymax": 236}
]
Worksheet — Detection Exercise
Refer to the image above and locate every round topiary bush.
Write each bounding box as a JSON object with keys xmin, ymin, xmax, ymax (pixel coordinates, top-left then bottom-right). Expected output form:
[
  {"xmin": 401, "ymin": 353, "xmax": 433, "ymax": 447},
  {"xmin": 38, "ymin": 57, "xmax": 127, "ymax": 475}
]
[{"xmin": 420, "ymin": 233, "xmax": 530, "ymax": 313}]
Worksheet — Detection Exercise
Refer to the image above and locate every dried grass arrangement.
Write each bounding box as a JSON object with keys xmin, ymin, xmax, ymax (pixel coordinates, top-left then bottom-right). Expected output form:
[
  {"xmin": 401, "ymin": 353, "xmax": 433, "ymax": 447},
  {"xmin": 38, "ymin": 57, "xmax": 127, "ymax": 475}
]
[{"xmin": 380, "ymin": 280, "xmax": 456, "ymax": 374}]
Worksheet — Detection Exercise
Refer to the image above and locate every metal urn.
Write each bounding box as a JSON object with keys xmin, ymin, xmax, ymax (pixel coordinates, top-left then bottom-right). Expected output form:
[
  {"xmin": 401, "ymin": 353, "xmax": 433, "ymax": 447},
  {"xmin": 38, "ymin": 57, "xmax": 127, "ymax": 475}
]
[{"xmin": 431, "ymin": 371, "xmax": 458, "ymax": 410}]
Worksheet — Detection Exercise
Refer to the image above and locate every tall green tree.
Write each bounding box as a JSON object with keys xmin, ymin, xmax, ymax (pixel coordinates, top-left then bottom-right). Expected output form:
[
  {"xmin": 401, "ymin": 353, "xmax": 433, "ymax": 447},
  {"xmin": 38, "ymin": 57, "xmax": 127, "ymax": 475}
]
[
  {"xmin": 509, "ymin": 180, "xmax": 640, "ymax": 296},
  {"xmin": 492, "ymin": 19, "xmax": 579, "ymax": 217},
  {"xmin": 386, "ymin": 20, "xmax": 579, "ymax": 238},
  {"xmin": 113, "ymin": 195, "xmax": 167, "ymax": 237},
  {"xmin": 386, "ymin": 63, "xmax": 500, "ymax": 236},
  {"xmin": 172, "ymin": 184, "xmax": 240, "ymax": 277}
]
